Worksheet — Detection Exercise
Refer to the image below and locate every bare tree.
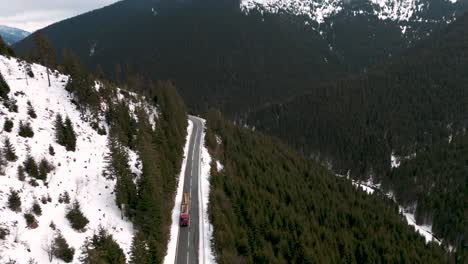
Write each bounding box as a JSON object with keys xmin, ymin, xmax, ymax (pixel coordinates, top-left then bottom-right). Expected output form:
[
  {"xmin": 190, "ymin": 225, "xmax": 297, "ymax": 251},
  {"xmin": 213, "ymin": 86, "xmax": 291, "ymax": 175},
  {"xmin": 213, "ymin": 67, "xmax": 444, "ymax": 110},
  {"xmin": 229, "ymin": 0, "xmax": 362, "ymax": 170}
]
[
  {"xmin": 33, "ymin": 32, "xmax": 56, "ymax": 87},
  {"xmin": 42, "ymin": 234, "xmax": 55, "ymax": 262}
]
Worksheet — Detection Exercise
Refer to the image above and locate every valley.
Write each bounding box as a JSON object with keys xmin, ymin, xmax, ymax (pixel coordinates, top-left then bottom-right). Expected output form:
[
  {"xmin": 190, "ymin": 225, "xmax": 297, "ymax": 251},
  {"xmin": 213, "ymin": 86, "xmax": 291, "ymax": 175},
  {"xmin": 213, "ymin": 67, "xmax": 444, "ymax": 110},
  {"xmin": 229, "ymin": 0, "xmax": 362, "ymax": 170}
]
[{"xmin": 0, "ymin": 0, "xmax": 466, "ymax": 262}]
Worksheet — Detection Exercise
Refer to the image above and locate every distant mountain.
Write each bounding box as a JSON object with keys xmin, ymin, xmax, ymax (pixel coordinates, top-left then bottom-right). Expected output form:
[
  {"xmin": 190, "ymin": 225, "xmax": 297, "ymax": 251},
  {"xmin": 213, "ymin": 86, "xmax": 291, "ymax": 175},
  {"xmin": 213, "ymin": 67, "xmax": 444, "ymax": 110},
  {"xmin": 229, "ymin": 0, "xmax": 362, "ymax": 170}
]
[
  {"xmin": 14, "ymin": 0, "xmax": 468, "ymax": 118},
  {"xmin": 0, "ymin": 25, "xmax": 30, "ymax": 45}
]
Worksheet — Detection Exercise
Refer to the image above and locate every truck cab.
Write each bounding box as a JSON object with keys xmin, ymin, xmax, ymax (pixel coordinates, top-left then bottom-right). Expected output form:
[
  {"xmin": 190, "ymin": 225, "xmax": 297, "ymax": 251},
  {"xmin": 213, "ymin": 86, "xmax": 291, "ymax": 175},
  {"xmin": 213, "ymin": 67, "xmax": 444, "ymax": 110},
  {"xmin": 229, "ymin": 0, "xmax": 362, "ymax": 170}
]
[{"xmin": 180, "ymin": 214, "xmax": 189, "ymax": 226}]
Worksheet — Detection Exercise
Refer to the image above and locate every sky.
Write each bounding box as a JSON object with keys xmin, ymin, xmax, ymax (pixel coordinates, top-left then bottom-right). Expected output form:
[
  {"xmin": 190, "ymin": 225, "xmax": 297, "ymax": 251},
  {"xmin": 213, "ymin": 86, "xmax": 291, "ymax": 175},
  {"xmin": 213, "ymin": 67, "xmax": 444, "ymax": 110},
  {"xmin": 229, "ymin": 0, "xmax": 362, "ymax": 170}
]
[{"xmin": 0, "ymin": 0, "xmax": 121, "ymax": 33}]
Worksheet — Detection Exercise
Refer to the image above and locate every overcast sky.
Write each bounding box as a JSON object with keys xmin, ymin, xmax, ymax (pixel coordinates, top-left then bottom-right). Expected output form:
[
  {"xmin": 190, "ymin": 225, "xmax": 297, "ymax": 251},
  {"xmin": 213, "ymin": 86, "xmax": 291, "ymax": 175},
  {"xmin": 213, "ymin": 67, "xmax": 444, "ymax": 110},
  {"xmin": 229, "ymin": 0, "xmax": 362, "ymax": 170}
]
[{"xmin": 0, "ymin": 0, "xmax": 121, "ymax": 33}]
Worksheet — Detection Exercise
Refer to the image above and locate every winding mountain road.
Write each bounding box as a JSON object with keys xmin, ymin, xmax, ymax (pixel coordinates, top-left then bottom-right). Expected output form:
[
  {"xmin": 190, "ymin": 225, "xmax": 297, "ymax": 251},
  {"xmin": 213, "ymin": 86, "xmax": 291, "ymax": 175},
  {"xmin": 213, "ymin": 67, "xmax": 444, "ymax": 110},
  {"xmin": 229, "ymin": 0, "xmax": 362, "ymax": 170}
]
[{"xmin": 175, "ymin": 116, "xmax": 204, "ymax": 264}]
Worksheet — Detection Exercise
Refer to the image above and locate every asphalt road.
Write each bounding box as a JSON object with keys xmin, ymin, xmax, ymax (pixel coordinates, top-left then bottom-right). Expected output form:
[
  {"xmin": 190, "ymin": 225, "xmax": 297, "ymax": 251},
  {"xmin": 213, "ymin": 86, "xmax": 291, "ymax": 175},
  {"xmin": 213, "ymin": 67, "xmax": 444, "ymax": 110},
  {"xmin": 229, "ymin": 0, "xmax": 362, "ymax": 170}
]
[{"xmin": 176, "ymin": 116, "xmax": 203, "ymax": 264}]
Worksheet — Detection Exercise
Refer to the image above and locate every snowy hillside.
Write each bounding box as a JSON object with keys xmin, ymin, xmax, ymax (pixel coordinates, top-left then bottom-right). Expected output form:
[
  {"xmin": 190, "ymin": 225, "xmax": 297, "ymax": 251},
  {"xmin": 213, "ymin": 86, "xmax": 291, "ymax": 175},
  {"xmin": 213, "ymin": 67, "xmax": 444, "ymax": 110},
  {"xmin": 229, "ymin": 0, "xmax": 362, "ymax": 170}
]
[
  {"xmin": 241, "ymin": 0, "xmax": 462, "ymax": 24},
  {"xmin": 0, "ymin": 55, "xmax": 154, "ymax": 263}
]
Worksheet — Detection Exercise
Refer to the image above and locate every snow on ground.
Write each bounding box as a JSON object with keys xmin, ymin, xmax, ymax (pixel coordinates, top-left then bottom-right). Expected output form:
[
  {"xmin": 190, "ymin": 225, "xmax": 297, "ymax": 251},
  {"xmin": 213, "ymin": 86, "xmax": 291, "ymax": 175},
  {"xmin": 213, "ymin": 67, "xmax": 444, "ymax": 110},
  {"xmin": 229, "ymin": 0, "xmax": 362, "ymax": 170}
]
[
  {"xmin": 241, "ymin": 0, "xmax": 343, "ymax": 24},
  {"xmin": 0, "ymin": 55, "xmax": 138, "ymax": 263},
  {"xmin": 391, "ymin": 152, "xmax": 416, "ymax": 168},
  {"xmin": 351, "ymin": 182, "xmax": 375, "ymax": 194},
  {"xmin": 241, "ymin": 0, "xmax": 457, "ymax": 32},
  {"xmin": 163, "ymin": 120, "xmax": 193, "ymax": 264},
  {"xmin": 215, "ymin": 161, "xmax": 223, "ymax": 172},
  {"xmin": 400, "ymin": 207, "xmax": 440, "ymax": 244},
  {"xmin": 349, "ymin": 176, "xmax": 440, "ymax": 244},
  {"xmin": 198, "ymin": 119, "xmax": 216, "ymax": 264}
]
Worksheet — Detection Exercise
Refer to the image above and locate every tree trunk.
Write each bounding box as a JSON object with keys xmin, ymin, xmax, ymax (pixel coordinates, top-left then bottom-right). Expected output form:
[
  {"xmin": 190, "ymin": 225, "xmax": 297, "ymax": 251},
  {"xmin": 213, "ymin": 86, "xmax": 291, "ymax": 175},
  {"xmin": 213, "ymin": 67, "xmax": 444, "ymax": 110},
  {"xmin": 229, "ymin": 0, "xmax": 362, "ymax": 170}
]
[{"xmin": 47, "ymin": 68, "xmax": 51, "ymax": 87}]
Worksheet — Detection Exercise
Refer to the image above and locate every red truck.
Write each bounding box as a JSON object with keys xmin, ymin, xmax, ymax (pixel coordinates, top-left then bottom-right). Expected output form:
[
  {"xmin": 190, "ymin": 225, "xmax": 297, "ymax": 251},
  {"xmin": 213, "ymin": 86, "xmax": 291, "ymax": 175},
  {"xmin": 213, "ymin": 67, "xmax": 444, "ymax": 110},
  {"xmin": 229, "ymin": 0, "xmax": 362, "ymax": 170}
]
[{"xmin": 180, "ymin": 192, "xmax": 190, "ymax": 227}]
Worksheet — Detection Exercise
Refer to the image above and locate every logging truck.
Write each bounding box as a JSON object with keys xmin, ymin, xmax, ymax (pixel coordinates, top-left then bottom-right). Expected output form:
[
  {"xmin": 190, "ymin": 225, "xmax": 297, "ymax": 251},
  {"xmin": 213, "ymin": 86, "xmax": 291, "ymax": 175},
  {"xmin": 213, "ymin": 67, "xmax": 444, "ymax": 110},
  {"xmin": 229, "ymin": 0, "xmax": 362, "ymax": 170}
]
[{"xmin": 180, "ymin": 192, "xmax": 189, "ymax": 226}]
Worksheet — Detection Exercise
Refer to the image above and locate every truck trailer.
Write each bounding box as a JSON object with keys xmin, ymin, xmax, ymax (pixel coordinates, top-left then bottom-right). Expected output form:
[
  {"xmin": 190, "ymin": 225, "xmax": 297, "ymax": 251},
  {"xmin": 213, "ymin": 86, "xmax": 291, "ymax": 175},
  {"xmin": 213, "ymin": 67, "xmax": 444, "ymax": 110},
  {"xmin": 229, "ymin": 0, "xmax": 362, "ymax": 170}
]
[{"xmin": 180, "ymin": 192, "xmax": 190, "ymax": 227}]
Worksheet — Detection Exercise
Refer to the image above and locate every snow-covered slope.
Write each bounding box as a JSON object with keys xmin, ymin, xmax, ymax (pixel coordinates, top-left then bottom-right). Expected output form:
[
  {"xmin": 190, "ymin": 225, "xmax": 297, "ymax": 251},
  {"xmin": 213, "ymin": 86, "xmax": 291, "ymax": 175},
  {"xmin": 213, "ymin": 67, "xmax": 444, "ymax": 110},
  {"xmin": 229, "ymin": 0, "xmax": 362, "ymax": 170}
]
[
  {"xmin": 241, "ymin": 0, "xmax": 463, "ymax": 24},
  {"xmin": 0, "ymin": 55, "xmax": 147, "ymax": 263}
]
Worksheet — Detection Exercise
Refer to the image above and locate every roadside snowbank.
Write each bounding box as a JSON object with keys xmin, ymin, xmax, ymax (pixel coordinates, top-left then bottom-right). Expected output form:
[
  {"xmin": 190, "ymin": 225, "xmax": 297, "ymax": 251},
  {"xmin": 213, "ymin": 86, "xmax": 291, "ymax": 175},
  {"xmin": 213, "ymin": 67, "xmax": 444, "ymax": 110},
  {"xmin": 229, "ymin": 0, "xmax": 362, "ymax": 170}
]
[
  {"xmin": 198, "ymin": 119, "xmax": 216, "ymax": 264},
  {"xmin": 163, "ymin": 120, "xmax": 193, "ymax": 264}
]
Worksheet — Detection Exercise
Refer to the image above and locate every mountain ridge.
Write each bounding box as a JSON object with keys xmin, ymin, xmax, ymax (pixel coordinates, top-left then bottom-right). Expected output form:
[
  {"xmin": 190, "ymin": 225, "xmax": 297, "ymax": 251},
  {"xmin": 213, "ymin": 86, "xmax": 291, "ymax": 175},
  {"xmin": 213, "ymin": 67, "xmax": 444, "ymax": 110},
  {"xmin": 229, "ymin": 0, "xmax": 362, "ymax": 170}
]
[{"xmin": 0, "ymin": 25, "xmax": 30, "ymax": 45}]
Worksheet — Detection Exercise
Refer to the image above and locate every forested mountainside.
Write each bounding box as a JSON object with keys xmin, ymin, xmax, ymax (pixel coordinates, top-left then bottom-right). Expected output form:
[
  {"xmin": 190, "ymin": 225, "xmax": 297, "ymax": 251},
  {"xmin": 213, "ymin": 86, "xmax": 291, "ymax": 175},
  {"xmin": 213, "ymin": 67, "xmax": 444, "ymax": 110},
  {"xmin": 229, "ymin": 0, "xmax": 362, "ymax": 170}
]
[
  {"xmin": 0, "ymin": 43, "xmax": 187, "ymax": 262},
  {"xmin": 390, "ymin": 133, "xmax": 468, "ymax": 252},
  {"xmin": 14, "ymin": 0, "xmax": 468, "ymax": 118},
  {"xmin": 247, "ymin": 12, "xmax": 468, "ymax": 248},
  {"xmin": 204, "ymin": 111, "xmax": 458, "ymax": 263}
]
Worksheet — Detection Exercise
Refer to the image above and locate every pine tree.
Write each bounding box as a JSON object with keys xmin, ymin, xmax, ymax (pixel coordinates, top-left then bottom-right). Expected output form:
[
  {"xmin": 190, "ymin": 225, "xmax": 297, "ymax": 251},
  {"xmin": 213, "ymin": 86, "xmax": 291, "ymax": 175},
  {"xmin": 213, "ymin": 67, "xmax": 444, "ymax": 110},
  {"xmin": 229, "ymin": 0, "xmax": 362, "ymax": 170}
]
[
  {"xmin": 55, "ymin": 114, "xmax": 65, "ymax": 144},
  {"xmin": 129, "ymin": 232, "xmax": 151, "ymax": 264},
  {"xmin": 27, "ymin": 101, "xmax": 37, "ymax": 119},
  {"xmin": 55, "ymin": 114, "xmax": 77, "ymax": 151},
  {"xmin": 23, "ymin": 154, "xmax": 39, "ymax": 179},
  {"xmin": 18, "ymin": 121, "xmax": 34, "ymax": 138},
  {"xmin": 104, "ymin": 134, "xmax": 137, "ymax": 217},
  {"xmin": 66, "ymin": 201, "xmax": 89, "ymax": 231},
  {"xmin": 17, "ymin": 165, "xmax": 26, "ymax": 181},
  {"xmin": 64, "ymin": 117, "xmax": 77, "ymax": 151},
  {"xmin": 32, "ymin": 201, "xmax": 42, "ymax": 216},
  {"xmin": 53, "ymin": 231, "xmax": 75, "ymax": 263},
  {"xmin": 3, "ymin": 119, "xmax": 13, "ymax": 132},
  {"xmin": 8, "ymin": 190, "xmax": 21, "ymax": 212},
  {"xmin": 80, "ymin": 227, "xmax": 126, "ymax": 264},
  {"xmin": 38, "ymin": 158, "xmax": 53, "ymax": 181},
  {"xmin": 0, "ymin": 72, "xmax": 9, "ymax": 99},
  {"xmin": 0, "ymin": 152, "xmax": 6, "ymax": 176},
  {"xmin": 3, "ymin": 138, "xmax": 17, "ymax": 162},
  {"xmin": 24, "ymin": 213, "xmax": 38, "ymax": 229}
]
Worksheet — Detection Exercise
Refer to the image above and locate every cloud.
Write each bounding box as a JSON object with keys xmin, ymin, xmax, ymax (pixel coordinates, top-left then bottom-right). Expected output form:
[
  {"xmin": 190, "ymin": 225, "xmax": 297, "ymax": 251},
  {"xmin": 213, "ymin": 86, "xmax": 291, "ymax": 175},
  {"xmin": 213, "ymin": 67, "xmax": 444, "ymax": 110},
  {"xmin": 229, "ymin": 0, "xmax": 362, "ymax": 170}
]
[{"xmin": 0, "ymin": 0, "xmax": 120, "ymax": 32}]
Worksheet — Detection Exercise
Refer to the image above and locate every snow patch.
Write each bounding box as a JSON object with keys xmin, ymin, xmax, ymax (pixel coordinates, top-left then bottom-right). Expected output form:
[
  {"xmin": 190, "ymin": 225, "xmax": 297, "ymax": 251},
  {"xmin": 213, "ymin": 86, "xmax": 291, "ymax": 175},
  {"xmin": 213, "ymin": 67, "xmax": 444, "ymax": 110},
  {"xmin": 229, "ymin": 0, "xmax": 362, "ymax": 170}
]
[{"xmin": 216, "ymin": 161, "xmax": 224, "ymax": 172}]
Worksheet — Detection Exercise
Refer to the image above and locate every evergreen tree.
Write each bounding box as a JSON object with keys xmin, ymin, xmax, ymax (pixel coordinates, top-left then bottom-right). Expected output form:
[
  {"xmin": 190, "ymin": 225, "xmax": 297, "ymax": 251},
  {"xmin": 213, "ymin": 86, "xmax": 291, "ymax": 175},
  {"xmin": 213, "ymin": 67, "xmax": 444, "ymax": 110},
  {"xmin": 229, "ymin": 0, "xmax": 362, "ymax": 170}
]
[
  {"xmin": 0, "ymin": 151, "xmax": 6, "ymax": 176},
  {"xmin": 80, "ymin": 227, "xmax": 126, "ymax": 264},
  {"xmin": 53, "ymin": 231, "xmax": 75, "ymax": 263},
  {"xmin": 55, "ymin": 114, "xmax": 77, "ymax": 151},
  {"xmin": 3, "ymin": 138, "xmax": 17, "ymax": 162},
  {"xmin": 23, "ymin": 154, "xmax": 39, "ymax": 179},
  {"xmin": 17, "ymin": 165, "xmax": 26, "ymax": 181},
  {"xmin": 18, "ymin": 121, "xmax": 34, "ymax": 138},
  {"xmin": 66, "ymin": 201, "xmax": 89, "ymax": 231},
  {"xmin": 38, "ymin": 158, "xmax": 53, "ymax": 181},
  {"xmin": 27, "ymin": 101, "xmax": 37, "ymax": 119},
  {"xmin": 55, "ymin": 114, "xmax": 65, "ymax": 144},
  {"xmin": 104, "ymin": 133, "xmax": 137, "ymax": 217},
  {"xmin": 49, "ymin": 145, "xmax": 55, "ymax": 156},
  {"xmin": 8, "ymin": 190, "xmax": 21, "ymax": 212},
  {"xmin": 0, "ymin": 72, "xmax": 9, "ymax": 99},
  {"xmin": 63, "ymin": 117, "xmax": 77, "ymax": 151},
  {"xmin": 3, "ymin": 119, "xmax": 13, "ymax": 132},
  {"xmin": 129, "ymin": 232, "xmax": 151, "ymax": 264},
  {"xmin": 32, "ymin": 201, "xmax": 42, "ymax": 216}
]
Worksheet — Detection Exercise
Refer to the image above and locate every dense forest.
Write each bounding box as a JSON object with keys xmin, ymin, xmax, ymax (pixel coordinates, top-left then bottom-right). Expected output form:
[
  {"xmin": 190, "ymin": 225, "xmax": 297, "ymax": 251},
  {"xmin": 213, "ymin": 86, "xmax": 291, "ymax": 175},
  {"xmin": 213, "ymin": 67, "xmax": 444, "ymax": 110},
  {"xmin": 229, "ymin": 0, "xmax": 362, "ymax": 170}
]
[
  {"xmin": 247, "ymin": 13, "xmax": 468, "ymax": 247},
  {"xmin": 14, "ymin": 0, "xmax": 468, "ymax": 118},
  {"xmin": 204, "ymin": 110, "xmax": 459, "ymax": 263},
  {"xmin": 390, "ymin": 133, "xmax": 468, "ymax": 252}
]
